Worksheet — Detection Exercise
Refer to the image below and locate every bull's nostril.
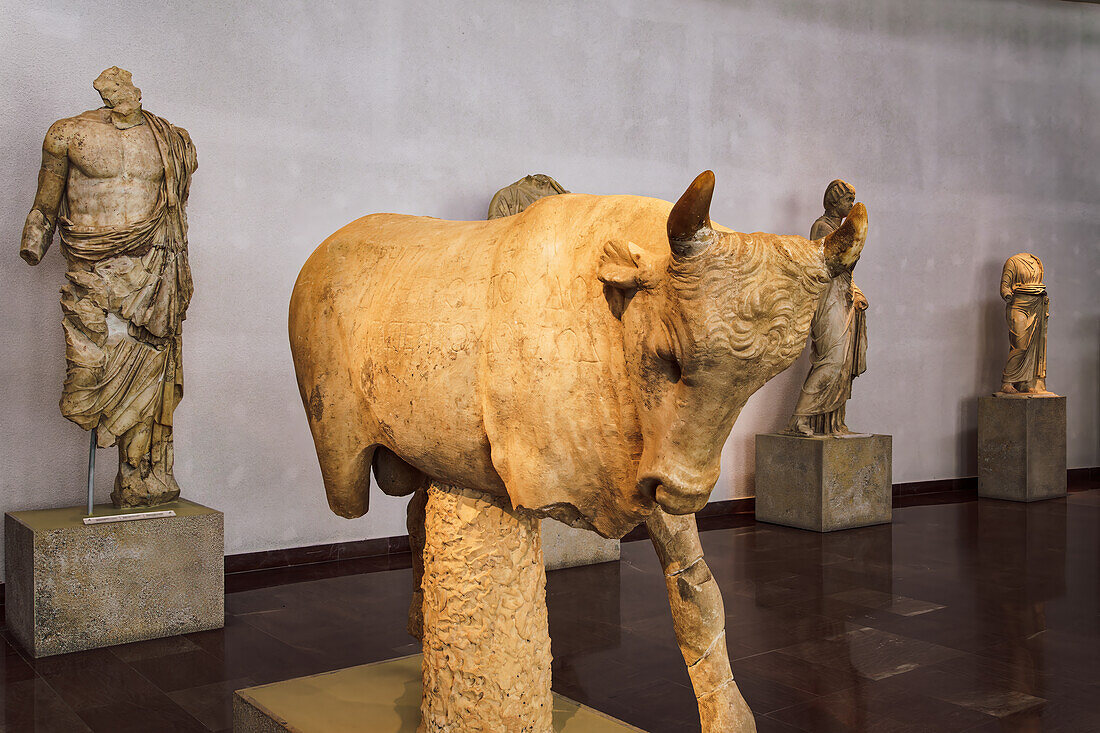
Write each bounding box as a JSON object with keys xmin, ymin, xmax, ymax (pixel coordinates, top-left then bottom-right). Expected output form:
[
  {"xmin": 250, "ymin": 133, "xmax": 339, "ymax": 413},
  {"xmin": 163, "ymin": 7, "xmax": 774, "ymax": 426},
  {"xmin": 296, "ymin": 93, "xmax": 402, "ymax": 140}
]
[{"xmin": 638, "ymin": 476, "xmax": 660, "ymax": 502}]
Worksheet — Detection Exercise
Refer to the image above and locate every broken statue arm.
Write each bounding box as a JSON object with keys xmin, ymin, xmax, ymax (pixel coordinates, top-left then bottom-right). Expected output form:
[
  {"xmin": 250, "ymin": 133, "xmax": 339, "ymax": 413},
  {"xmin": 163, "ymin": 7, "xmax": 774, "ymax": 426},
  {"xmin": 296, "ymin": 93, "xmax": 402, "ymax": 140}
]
[{"xmin": 20, "ymin": 122, "xmax": 70, "ymax": 266}]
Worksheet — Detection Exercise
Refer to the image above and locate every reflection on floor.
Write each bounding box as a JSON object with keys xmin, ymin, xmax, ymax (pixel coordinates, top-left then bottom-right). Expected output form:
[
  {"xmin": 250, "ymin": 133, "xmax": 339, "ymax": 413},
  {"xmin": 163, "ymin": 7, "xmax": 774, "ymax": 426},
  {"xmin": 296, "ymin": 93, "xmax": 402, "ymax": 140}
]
[{"xmin": 0, "ymin": 485, "xmax": 1097, "ymax": 732}]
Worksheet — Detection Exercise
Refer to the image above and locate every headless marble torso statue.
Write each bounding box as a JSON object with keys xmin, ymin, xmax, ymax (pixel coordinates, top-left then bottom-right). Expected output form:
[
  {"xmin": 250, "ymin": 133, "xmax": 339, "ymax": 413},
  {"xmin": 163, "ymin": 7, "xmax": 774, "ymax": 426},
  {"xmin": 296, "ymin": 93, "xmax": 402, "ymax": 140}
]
[
  {"xmin": 19, "ymin": 67, "xmax": 196, "ymax": 508},
  {"xmin": 997, "ymin": 253, "xmax": 1054, "ymax": 397}
]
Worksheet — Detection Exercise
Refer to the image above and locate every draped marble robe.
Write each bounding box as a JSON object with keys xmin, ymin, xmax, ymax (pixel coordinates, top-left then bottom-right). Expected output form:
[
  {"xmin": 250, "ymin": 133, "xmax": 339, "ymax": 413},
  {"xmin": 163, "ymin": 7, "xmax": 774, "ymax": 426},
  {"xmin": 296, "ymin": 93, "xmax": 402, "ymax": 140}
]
[
  {"xmin": 56, "ymin": 111, "xmax": 197, "ymax": 504},
  {"xmin": 999, "ymin": 253, "xmax": 1048, "ymax": 390},
  {"xmin": 789, "ymin": 213, "xmax": 867, "ymax": 434}
]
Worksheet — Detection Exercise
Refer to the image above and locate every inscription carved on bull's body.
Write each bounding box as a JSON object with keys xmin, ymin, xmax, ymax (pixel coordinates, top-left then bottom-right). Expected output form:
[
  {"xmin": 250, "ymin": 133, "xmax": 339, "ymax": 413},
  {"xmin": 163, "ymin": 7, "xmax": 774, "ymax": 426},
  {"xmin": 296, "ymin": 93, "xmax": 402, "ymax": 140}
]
[{"xmin": 289, "ymin": 171, "xmax": 868, "ymax": 732}]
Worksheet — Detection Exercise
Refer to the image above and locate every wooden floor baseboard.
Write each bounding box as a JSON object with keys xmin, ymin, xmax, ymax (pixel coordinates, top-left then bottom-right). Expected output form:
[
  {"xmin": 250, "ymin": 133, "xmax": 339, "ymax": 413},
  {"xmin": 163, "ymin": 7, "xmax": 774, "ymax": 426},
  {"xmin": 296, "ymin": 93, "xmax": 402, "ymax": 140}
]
[{"xmin": 222, "ymin": 468, "xmax": 1098, "ymax": 571}]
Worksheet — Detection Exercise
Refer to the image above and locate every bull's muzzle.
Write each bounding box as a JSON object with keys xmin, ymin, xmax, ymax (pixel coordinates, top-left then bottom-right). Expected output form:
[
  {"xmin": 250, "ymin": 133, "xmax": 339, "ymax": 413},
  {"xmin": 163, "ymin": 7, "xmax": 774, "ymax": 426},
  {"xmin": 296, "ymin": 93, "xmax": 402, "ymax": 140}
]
[{"xmin": 637, "ymin": 468, "xmax": 716, "ymax": 516}]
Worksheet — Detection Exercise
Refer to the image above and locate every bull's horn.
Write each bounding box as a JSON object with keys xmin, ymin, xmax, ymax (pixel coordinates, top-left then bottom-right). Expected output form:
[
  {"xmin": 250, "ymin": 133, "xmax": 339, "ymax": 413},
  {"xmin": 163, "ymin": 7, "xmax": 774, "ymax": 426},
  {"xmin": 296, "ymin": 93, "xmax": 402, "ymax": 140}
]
[
  {"xmin": 668, "ymin": 170, "xmax": 715, "ymax": 257},
  {"xmin": 823, "ymin": 201, "xmax": 868, "ymax": 272}
]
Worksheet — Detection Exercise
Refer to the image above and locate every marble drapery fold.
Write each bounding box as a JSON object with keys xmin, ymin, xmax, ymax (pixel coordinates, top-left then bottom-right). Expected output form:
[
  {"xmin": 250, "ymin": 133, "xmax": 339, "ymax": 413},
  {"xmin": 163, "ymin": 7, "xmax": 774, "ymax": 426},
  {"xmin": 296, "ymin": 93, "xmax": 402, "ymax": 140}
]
[
  {"xmin": 790, "ymin": 271, "xmax": 867, "ymax": 433},
  {"xmin": 487, "ymin": 174, "xmax": 568, "ymax": 219},
  {"xmin": 999, "ymin": 253, "xmax": 1048, "ymax": 388},
  {"xmin": 56, "ymin": 111, "xmax": 196, "ymax": 448}
]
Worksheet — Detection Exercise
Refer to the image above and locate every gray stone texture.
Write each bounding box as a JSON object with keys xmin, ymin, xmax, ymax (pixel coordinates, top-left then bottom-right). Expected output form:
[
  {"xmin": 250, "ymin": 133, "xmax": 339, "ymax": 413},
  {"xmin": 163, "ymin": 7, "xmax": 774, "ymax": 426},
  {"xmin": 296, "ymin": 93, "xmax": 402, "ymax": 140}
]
[
  {"xmin": 755, "ymin": 433, "xmax": 892, "ymax": 532},
  {"xmin": 541, "ymin": 518, "xmax": 619, "ymax": 571},
  {"xmin": 978, "ymin": 396, "xmax": 1067, "ymax": 502},
  {"xmin": 233, "ymin": 695, "xmax": 288, "ymax": 733},
  {"xmin": 4, "ymin": 499, "xmax": 224, "ymax": 657}
]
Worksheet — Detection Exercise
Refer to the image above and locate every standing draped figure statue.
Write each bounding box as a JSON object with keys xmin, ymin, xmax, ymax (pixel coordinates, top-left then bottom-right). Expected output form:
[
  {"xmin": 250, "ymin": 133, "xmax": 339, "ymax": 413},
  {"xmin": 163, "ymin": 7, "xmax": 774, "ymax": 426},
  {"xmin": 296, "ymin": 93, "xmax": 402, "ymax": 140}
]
[
  {"xmin": 19, "ymin": 67, "xmax": 197, "ymax": 508},
  {"xmin": 998, "ymin": 253, "xmax": 1052, "ymax": 396},
  {"xmin": 787, "ymin": 179, "xmax": 868, "ymax": 436}
]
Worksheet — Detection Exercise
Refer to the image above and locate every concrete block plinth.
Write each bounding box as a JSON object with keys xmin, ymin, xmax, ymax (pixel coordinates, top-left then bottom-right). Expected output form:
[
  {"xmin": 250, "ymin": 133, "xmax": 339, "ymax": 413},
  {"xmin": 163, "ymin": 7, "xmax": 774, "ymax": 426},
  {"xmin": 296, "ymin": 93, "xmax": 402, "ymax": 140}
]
[
  {"xmin": 755, "ymin": 433, "xmax": 892, "ymax": 532},
  {"xmin": 5, "ymin": 499, "xmax": 224, "ymax": 657},
  {"xmin": 978, "ymin": 395, "xmax": 1066, "ymax": 502}
]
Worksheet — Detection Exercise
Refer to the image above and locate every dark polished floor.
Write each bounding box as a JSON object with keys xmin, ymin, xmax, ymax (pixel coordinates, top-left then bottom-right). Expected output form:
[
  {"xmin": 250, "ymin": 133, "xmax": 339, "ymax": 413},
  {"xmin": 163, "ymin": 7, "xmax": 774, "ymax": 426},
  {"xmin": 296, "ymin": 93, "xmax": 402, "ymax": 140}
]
[{"xmin": 1, "ymin": 486, "xmax": 1097, "ymax": 732}]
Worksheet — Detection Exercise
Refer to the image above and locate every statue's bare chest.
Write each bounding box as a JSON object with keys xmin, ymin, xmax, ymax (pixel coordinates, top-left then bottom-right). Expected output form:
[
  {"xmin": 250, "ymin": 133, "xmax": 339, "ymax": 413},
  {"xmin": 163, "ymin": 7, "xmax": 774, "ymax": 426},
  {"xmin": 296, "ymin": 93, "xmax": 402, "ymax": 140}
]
[{"xmin": 68, "ymin": 121, "xmax": 163, "ymax": 183}]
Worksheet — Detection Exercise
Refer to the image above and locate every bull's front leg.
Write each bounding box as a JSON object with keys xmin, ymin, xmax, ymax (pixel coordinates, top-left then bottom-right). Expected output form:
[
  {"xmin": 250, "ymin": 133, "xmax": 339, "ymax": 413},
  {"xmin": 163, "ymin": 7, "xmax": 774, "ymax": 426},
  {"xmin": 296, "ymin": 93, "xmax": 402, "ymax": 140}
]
[{"xmin": 647, "ymin": 507, "xmax": 755, "ymax": 732}]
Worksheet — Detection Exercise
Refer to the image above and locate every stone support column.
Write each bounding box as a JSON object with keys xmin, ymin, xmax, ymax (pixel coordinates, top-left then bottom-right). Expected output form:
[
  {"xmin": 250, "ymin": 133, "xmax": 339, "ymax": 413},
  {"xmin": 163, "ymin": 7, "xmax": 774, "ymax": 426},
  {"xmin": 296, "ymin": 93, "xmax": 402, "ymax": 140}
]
[{"xmin": 419, "ymin": 482, "xmax": 553, "ymax": 733}]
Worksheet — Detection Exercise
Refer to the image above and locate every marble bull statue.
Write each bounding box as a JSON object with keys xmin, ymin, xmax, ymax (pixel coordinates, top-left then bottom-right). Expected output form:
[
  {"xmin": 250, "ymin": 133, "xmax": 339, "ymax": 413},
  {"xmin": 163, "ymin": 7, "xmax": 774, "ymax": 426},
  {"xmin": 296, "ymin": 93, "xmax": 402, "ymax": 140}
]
[{"xmin": 289, "ymin": 171, "xmax": 867, "ymax": 731}]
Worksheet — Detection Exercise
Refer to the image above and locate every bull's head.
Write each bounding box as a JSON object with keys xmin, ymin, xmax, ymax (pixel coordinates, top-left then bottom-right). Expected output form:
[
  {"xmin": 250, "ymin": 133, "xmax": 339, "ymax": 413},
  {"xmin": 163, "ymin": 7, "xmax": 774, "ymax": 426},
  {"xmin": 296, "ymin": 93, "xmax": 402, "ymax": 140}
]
[{"xmin": 599, "ymin": 171, "xmax": 867, "ymax": 514}]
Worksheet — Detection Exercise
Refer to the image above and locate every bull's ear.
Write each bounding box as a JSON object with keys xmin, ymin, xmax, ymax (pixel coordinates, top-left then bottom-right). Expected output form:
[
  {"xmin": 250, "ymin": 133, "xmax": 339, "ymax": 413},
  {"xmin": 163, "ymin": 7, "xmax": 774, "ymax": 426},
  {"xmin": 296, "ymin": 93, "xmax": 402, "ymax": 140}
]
[
  {"xmin": 823, "ymin": 201, "xmax": 868, "ymax": 273},
  {"xmin": 599, "ymin": 239, "xmax": 661, "ymax": 318},
  {"xmin": 598, "ymin": 239, "xmax": 661, "ymax": 290},
  {"xmin": 667, "ymin": 170, "xmax": 715, "ymax": 257}
]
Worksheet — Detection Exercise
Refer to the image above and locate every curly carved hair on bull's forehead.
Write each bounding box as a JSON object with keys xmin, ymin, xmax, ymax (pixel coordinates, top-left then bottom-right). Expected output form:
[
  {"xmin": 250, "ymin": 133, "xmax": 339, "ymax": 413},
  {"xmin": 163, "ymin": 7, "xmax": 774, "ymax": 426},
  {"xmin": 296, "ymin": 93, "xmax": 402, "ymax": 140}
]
[{"xmin": 664, "ymin": 231, "xmax": 830, "ymax": 363}]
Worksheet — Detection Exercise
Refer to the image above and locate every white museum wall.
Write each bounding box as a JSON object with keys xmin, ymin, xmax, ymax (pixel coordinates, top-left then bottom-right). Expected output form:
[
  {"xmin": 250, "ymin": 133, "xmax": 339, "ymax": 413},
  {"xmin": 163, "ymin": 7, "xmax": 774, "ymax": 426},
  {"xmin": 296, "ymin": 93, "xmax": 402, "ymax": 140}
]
[{"xmin": 1, "ymin": 0, "xmax": 1097, "ymax": 564}]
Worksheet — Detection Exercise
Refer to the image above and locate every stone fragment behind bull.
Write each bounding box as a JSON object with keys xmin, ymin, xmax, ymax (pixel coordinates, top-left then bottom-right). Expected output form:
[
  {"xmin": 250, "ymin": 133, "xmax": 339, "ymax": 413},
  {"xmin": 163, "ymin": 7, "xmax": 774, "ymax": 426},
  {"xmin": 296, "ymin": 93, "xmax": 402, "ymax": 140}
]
[{"xmin": 487, "ymin": 173, "xmax": 569, "ymax": 219}]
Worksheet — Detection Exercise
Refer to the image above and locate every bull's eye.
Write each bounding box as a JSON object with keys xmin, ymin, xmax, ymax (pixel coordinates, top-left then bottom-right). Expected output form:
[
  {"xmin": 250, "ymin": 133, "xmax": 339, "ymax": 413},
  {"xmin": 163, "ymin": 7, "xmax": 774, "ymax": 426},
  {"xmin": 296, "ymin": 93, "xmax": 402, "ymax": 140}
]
[
  {"xmin": 654, "ymin": 344, "xmax": 682, "ymax": 384},
  {"xmin": 666, "ymin": 356, "xmax": 682, "ymax": 383}
]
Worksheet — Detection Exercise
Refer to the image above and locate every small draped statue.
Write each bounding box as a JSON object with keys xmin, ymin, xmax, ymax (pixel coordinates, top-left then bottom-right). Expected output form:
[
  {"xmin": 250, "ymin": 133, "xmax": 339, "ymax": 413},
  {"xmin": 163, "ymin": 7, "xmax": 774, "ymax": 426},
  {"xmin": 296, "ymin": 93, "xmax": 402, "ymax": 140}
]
[
  {"xmin": 997, "ymin": 253, "xmax": 1053, "ymax": 396},
  {"xmin": 786, "ymin": 179, "xmax": 868, "ymax": 436}
]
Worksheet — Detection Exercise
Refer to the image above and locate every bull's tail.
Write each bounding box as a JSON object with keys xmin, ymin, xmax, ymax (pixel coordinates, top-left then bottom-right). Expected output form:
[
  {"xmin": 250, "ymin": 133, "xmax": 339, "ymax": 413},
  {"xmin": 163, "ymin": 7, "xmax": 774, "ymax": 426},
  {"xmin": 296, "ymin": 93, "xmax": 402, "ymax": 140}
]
[{"xmin": 289, "ymin": 266, "xmax": 374, "ymax": 518}]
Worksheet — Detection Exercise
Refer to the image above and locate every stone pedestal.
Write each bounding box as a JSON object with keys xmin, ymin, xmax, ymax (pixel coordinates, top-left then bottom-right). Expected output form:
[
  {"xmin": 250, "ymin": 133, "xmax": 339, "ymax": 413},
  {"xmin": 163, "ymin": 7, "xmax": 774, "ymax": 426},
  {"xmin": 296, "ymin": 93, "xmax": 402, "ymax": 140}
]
[
  {"xmin": 541, "ymin": 519, "xmax": 619, "ymax": 571},
  {"xmin": 978, "ymin": 395, "xmax": 1066, "ymax": 501},
  {"xmin": 755, "ymin": 433, "xmax": 892, "ymax": 532},
  {"xmin": 5, "ymin": 499, "xmax": 224, "ymax": 657},
  {"xmin": 233, "ymin": 654, "xmax": 644, "ymax": 732}
]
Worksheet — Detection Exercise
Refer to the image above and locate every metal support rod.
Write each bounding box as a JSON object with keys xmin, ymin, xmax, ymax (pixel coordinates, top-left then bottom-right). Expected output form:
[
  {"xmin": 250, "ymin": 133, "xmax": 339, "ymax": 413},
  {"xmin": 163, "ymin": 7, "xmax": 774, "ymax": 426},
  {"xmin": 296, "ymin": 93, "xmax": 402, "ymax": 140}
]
[{"xmin": 86, "ymin": 427, "xmax": 96, "ymax": 516}]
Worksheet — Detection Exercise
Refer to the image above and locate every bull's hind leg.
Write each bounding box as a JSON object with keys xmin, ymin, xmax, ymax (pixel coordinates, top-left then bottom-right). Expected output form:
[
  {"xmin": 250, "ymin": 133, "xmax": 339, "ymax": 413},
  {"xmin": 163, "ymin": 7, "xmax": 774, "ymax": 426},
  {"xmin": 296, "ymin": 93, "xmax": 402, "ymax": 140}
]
[
  {"xmin": 647, "ymin": 507, "xmax": 755, "ymax": 733},
  {"xmin": 419, "ymin": 481, "xmax": 552, "ymax": 733},
  {"xmin": 293, "ymin": 369, "xmax": 375, "ymax": 519}
]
